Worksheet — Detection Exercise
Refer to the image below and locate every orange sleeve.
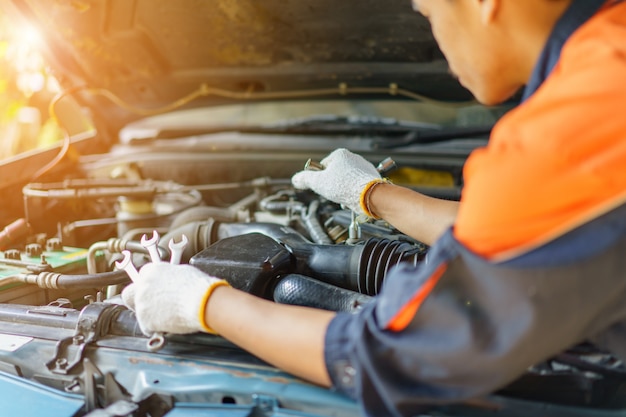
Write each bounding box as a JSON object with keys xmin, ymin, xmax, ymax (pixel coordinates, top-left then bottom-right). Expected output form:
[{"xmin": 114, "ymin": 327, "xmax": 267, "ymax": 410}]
[{"xmin": 454, "ymin": 2, "xmax": 626, "ymax": 260}]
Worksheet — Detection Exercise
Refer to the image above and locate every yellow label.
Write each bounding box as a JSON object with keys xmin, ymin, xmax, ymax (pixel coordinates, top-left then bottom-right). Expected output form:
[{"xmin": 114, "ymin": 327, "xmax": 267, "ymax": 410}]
[{"xmin": 388, "ymin": 167, "xmax": 454, "ymax": 187}]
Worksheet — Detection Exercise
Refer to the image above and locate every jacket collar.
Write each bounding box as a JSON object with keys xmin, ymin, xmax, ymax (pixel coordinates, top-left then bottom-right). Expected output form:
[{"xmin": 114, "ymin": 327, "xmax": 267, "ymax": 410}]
[{"xmin": 522, "ymin": 0, "xmax": 606, "ymax": 101}]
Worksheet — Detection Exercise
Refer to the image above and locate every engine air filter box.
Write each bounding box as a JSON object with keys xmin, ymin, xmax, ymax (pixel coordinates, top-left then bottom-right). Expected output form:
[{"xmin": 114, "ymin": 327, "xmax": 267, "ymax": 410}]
[{"xmin": 190, "ymin": 233, "xmax": 293, "ymax": 299}]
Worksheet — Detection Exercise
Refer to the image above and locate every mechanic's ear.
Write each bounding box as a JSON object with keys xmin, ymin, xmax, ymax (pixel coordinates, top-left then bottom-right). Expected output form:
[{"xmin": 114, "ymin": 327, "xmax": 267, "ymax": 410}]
[{"xmin": 479, "ymin": 0, "xmax": 500, "ymax": 25}]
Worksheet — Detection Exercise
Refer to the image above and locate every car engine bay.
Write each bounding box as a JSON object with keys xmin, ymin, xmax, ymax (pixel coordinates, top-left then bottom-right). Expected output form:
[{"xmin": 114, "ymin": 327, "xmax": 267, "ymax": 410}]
[
  {"xmin": 0, "ymin": 119, "xmax": 624, "ymax": 416},
  {"xmin": 0, "ymin": 0, "xmax": 623, "ymax": 414}
]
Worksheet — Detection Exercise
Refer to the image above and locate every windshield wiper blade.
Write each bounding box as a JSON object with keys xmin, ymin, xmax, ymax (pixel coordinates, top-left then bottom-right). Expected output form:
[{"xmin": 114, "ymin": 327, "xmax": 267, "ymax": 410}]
[
  {"xmin": 371, "ymin": 125, "xmax": 492, "ymax": 149},
  {"xmin": 264, "ymin": 114, "xmax": 440, "ymax": 133},
  {"xmin": 151, "ymin": 115, "xmax": 441, "ymax": 139},
  {"xmin": 146, "ymin": 115, "xmax": 491, "ymax": 148}
]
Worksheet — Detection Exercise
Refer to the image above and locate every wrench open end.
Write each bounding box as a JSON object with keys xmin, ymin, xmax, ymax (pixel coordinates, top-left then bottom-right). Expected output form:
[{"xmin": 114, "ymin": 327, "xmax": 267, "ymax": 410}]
[
  {"xmin": 141, "ymin": 230, "xmax": 163, "ymax": 263},
  {"xmin": 114, "ymin": 250, "xmax": 140, "ymax": 282},
  {"xmin": 168, "ymin": 235, "xmax": 189, "ymax": 265},
  {"xmin": 140, "ymin": 230, "xmax": 159, "ymax": 246}
]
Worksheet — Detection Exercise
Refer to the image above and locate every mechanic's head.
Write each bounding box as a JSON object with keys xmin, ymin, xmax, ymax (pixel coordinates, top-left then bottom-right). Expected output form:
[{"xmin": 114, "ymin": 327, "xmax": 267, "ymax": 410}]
[{"xmin": 412, "ymin": 0, "xmax": 573, "ymax": 105}]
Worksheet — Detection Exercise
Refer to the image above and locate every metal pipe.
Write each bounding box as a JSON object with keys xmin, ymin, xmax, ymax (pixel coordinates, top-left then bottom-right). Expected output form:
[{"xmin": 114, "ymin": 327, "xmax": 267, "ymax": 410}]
[{"xmin": 18, "ymin": 270, "xmax": 130, "ymax": 289}]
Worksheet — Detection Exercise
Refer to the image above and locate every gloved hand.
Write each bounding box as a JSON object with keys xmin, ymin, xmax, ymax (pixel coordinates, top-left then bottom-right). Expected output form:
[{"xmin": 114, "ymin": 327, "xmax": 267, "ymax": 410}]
[
  {"xmin": 121, "ymin": 263, "xmax": 229, "ymax": 335},
  {"xmin": 291, "ymin": 148, "xmax": 382, "ymax": 215}
]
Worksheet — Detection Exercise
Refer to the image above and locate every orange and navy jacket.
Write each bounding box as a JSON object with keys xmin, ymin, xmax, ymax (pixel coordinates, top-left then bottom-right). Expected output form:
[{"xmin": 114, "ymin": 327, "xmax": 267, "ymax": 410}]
[
  {"xmin": 323, "ymin": 1, "xmax": 626, "ymax": 415},
  {"xmin": 455, "ymin": 0, "xmax": 626, "ymax": 260}
]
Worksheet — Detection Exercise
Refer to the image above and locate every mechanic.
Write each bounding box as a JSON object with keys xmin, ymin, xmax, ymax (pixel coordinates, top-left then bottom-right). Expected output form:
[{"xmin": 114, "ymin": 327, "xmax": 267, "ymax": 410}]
[{"xmin": 122, "ymin": 0, "xmax": 626, "ymax": 415}]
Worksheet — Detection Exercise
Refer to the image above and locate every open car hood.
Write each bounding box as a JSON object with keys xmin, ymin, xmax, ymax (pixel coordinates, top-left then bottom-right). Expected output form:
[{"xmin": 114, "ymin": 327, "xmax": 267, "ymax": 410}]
[{"xmin": 3, "ymin": 0, "xmax": 470, "ymax": 130}]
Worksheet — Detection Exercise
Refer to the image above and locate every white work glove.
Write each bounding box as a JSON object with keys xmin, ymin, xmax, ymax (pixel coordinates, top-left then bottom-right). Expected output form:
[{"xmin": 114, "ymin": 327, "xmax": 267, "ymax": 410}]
[
  {"xmin": 291, "ymin": 148, "xmax": 382, "ymax": 216},
  {"xmin": 121, "ymin": 263, "xmax": 229, "ymax": 335}
]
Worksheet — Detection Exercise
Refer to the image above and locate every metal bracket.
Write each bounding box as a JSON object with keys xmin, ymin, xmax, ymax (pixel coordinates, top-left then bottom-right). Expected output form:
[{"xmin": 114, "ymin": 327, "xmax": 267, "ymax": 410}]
[{"xmin": 45, "ymin": 303, "xmax": 125, "ymax": 375}]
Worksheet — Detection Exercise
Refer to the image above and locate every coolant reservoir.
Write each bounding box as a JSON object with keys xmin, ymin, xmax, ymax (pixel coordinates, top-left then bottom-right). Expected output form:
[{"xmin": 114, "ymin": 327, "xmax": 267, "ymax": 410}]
[{"xmin": 115, "ymin": 197, "xmax": 155, "ymax": 238}]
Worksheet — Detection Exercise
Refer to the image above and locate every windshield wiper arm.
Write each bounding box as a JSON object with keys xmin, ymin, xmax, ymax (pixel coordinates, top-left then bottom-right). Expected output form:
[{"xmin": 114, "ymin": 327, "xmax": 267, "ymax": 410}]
[
  {"xmin": 146, "ymin": 115, "xmax": 491, "ymax": 148},
  {"xmin": 151, "ymin": 115, "xmax": 441, "ymax": 139},
  {"xmin": 371, "ymin": 125, "xmax": 492, "ymax": 149},
  {"xmin": 263, "ymin": 114, "xmax": 441, "ymax": 133}
]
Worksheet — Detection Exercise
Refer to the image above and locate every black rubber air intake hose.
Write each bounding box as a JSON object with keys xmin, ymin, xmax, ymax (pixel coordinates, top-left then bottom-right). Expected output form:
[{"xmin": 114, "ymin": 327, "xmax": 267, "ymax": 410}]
[
  {"xmin": 282, "ymin": 235, "xmax": 427, "ymax": 295},
  {"xmin": 191, "ymin": 232, "xmax": 427, "ymax": 297}
]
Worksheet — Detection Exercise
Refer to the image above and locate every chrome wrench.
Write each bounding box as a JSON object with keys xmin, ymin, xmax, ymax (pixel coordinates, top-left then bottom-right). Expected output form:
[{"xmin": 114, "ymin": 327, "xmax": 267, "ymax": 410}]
[
  {"xmin": 138, "ymin": 230, "xmax": 166, "ymax": 351},
  {"xmin": 168, "ymin": 235, "xmax": 188, "ymax": 265},
  {"xmin": 140, "ymin": 230, "xmax": 162, "ymax": 263},
  {"xmin": 114, "ymin": 250, "xmax": 140, "ymax": 282}
]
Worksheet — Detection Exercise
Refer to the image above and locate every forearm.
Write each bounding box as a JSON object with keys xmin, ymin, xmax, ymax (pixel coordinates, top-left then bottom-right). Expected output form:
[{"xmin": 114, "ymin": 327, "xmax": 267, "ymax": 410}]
[
  {"xmin": 368, "ymin": 183, "xmax": 459, "ymax": 245},
  {"xmin": 206, "ymin": 286, "xmax": 335, "ymax": 387}
]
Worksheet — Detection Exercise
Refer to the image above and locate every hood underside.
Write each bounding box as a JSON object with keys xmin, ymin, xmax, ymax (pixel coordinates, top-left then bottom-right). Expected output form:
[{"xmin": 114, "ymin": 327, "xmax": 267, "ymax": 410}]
[{"xmin": 4, "ymin": 0, "xmax": 469, "ymax": 127}]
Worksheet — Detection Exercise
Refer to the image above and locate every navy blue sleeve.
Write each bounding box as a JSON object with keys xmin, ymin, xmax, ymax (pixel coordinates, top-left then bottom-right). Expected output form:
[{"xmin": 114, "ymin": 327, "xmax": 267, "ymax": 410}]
[{"xmin": 323, "ymin": 210, "xmax": 626, "ymax": 417}]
